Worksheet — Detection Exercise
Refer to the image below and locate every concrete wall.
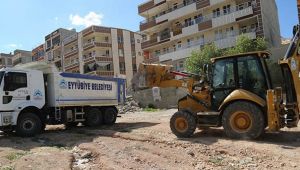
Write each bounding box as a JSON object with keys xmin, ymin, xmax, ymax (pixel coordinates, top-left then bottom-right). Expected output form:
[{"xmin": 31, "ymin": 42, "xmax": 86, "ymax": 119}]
[
  {"xmin": 133, "ymin": 87, "xmax": 187, "ymax": 109},
  {"xmin": 260, "ymin": 0, "xmax": 281, "ymax": 47}
]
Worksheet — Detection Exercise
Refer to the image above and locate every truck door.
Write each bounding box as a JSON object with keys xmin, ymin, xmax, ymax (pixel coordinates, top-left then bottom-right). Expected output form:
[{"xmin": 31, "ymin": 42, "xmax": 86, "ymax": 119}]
[{"xmin": 2, "ymin": 72, "xmax": 30, "ymax": 111}]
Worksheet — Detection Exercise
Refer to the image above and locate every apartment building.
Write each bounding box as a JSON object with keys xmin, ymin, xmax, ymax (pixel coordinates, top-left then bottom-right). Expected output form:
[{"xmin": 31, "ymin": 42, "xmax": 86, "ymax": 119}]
[
  {"xmin": 61, "ymin": 26, "xmax": 143, "ymax": 86},
  {"xmin": 32, "ymin": 44, "xmax": 45, "ymax": 62},
  {"xmin": 12, "ymin": 50, "xmax": 32, "ymax": 66},
  {"xmin": 138, "ymin": 0, "xmax": 281, "ymax": 71},
  {"xmin": 45, "ymin": 28, "xmax": 77, "ymax": 71},
  {"xmin": 0, "ymin": 53, "xmax": 13, "ymax": 68}
]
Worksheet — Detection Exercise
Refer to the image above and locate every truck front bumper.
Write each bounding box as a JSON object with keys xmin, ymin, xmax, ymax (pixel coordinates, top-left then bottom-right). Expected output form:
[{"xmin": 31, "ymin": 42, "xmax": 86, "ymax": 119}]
[{"xmin": 0, "ymin": 112, "xmax": 16, "ymax": 126}]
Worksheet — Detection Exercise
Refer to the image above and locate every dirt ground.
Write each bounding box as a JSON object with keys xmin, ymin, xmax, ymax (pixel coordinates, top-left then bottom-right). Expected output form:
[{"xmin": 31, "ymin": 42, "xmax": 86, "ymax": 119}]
[{"xmin": 0, "ymin": 109, "xmax": 300, "ymax": 170}]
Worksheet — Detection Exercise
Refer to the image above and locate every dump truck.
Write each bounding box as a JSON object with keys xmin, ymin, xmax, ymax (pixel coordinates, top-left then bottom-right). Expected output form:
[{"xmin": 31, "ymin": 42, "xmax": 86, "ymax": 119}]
[
  {"xmin": 133, "ymin": 25, "xmax": 300, "ymax": 139},
  {"xmin": 0, "ymin": 62, "xmax": 126, "ymax": 137}
]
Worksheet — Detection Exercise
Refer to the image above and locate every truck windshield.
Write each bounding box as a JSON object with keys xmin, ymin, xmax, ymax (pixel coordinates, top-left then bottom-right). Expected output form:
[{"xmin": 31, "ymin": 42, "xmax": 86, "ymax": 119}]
[{"xmin": 0, "ymin": 71, "xmax": 4, "ymax": 86}]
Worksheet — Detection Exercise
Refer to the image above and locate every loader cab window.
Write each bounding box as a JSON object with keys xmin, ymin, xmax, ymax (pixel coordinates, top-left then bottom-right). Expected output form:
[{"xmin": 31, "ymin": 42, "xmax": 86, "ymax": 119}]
[
  {"xmin": 212, "ymin": 59, "xmax": 235, "ymax": 89},
  {"xmin": 212, "ymin": 58, "xmax": 236, "ymax": 110},
  {"xmin": 4, "ymin": 72, "xmax": 27, "ymax": 91},
  {"xmin": 0, "ymin": 71, "xmax": 4, "ymax": 86},
  {"xmin": 237, "ymin": 56, "xmax": 267, "ymax": 98}
]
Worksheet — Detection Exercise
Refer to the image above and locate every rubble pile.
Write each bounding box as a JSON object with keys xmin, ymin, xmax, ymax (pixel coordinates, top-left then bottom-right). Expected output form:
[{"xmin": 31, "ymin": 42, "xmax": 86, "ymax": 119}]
[{"xmin": 118, "ymin": 96, "xmax": 143, "ymax": 114}]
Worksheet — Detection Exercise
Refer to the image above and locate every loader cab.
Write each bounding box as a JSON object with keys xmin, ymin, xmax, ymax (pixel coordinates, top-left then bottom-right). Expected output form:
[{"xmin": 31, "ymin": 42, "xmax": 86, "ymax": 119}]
[{"xmin": 210, "ymin": 52, "xmax": 272, "ymax": 110}]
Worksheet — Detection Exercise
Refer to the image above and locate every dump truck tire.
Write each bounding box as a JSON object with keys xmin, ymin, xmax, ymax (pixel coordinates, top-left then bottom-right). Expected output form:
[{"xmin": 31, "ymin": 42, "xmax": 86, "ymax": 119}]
[
  {"xmin": 16, "ymin": 112, "xmax": 42, "ymax": 137},
  {"xmin": 222, "ymin": 101, "xmax": 265, "ymax": 139},
  {"xmin": 85, "ymin": 108, "xmax": 103, "ymax": 127},
  {"xmin": 103, "ymin": 107, "xmax": 117, "ymax": 125},
  {"xmin": 170, "ymin": 111, "xmax": 196, "ymax": 138}
]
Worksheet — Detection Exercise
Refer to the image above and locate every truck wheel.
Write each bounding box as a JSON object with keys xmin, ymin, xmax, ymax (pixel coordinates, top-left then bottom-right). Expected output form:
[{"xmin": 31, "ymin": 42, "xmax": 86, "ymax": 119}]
[
  {"xmin": 85, "ymin": 108, "xmax": 103, "ymax": 127},
  {"xmin": 103, "ymin": 107, "xmax": 117, "ymax": 125},
  {"xmin": 16, "ymin": 112, "xmax": 42, "ymax": 137},
  {"xmin": 222, "ymin": 101, "xmax": 265, "ymax": 139},
  {"xmin": 170, "ymin": 111, "xmax": 196, "ymax": 138}
]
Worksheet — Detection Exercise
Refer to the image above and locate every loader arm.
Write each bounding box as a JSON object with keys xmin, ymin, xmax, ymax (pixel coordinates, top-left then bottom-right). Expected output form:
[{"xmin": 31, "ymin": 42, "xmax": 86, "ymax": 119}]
[{"xmin": 132, "ymin": 63, "xmax": 198, "ymax": 94}]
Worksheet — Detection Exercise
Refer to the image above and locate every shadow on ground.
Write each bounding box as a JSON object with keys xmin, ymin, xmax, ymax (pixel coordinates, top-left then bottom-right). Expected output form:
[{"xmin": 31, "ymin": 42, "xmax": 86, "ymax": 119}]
[
  {"xmin": 179, "ymin": 128, "xmax": 300, "ymax": 147},
  {"xmin": 0, "ymin": 122, "xmax": 158, "ymax": 151}
]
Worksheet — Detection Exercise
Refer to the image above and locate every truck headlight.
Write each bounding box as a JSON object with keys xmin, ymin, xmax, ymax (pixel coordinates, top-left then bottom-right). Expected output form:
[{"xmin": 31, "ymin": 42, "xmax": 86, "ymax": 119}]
[{"xmin": 3, "ymin": 115, "xmax": 12, "ymax": 125}]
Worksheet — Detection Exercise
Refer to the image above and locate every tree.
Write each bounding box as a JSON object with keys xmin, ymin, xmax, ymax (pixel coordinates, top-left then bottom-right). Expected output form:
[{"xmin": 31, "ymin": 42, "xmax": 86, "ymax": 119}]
[
  {"xmin": 185, "ymin": 44, "xmax": 222, "ymax": 74},
  {"xmin": 185, "ymin": 35, "xmax": 268, "ymax": 74}
]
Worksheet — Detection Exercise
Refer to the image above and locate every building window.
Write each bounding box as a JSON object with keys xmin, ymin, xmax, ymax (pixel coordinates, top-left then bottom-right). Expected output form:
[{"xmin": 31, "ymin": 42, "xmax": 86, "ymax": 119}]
[
  {"xmin": 118, "ymin": 49, "xmax": 124, "ymax": 56},
  {"xmin": 138, "ymin": 52, "xmax": 142, "ymax": 56},
  {"xmin": 223, "ymin": 5, "xmax": 231, "ymax": 15},
  {"xmin": 118, "ymin": 36, "xmax": 123, "ymax": 43},
  {"xmin": 177, "ymin": 41, "xmax": 182, "ymax": 49},
  {"xmin": 119, "ymin": 62, "xmax": 126, "ymax": 71},
  {"xmin": 213, "ymin": 8, "xmax": 220, "ymax": 18},
  {"xmin": 131, "ymin": 38, "xmax": 135, "ymax": 44},
  {"xmin": 215, "ymin": 29, "xmax": 223, "ymax": 40},
  {"xmin": 187, "ymin": 39, "xmax": 192, "ymax": 47},
  {"xmin": 106, "ymin": 50, "xmax": 110, "ymax": 56},
  {"xmin": 133, "ymin": 64, "xmax": 137, "ymax": 71},
  {"xmin": 155, "ymin": 50, "xmax": 161, "ymax": 57},
  {"xmin": 194, "ymin": 14, "xmax": 203, "ymax": 24},
  {"xmin": 105, "ymin": 36, "xmax": 109, "ymax": 42},
  {"xmin": 184, "ymin": 18, "xmax": 193, "ymax": 27},
  {"xmin": 137, "ymin": 39, "xmax": 141, "ymax": 43}
]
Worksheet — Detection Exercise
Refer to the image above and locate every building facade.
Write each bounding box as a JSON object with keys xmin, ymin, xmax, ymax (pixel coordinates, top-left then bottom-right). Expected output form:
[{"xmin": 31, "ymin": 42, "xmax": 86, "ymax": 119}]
[
  {"xmin": 32, "ymin": 44, "xmax": 45, "ymax": 62},
  {"xmin": 45, "ymin": 28, "xmax": 77, "ymax": 71},
  {"xmin": 60, "ymin": 26, "xmax": 143, "ymax": 86},
  {"xmin": 0, "ymin": 53, "xmax": 13, "ymax": 68},
  {"xmin": 138, "ymin": 0, "xmax": 281, "ymax": 71},
  {"xmin": 12, "ymin": 50, "xmax": 32, "ymax": 66}
]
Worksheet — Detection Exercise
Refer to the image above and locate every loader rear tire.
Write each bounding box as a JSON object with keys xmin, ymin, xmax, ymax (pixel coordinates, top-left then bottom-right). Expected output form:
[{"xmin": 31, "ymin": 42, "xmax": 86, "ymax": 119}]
[
  {"xmin": 170, "ymin": 111, "xmax": 196, "ymax": 138},
  {"xmin": 222, "ymin": 101, "xmax": 265, "ymax": 139},
  {"xmin": 85, "ymin": 108, "xmax": 103, "ymax": 127}
]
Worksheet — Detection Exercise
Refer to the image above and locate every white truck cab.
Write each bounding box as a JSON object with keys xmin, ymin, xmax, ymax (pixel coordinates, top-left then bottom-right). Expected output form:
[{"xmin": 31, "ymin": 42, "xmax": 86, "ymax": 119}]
[{"xmin": 0, "ymin": 62, "xmax": 126, "ymax": 137}]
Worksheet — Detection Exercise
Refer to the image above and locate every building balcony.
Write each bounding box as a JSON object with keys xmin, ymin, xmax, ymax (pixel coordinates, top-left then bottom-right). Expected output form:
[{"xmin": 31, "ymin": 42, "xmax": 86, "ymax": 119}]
[
  {"xmin": 214, "ymin": 31, "xmax": 256, "ymax": 49},
  {"xmin": 64, "ymin": 61, "xmax": 79, "ymax": 70},
  {"xmin": 83, "ymin": 55, "xmax": 113, "ymax": 64},
  {"xmin": 82, "ymin": 26, "xmax": 111, "ymax": 37},
  {"xmin": 212, "ymin": 3, "xmax": 254, "ymax": 27},
  {"xmin": 138, "ymin": 0, "xmax": 166, "ymax": 14},
  {"xmin": 86, "ymin": 70, "xmax": 114, "ymax": 77},
  {"xmin": 83, "ymin": 41, "xmax": 112, "ymax": 50},
  {"xmin": 156, "ymin": 0, "xmax": 198, "ymax": 23},
  {"xmin": 156, "ymin": 30, "xmax": 257, "ymax": 62},
  {"xmin": 141, "ymin": 37, "xmax": 158, "ymax": 49},
  {"xmin": 63, "ymin": 34, "xmax": 78, "ymax": 46},
  {"xmin": 64, "ymin": 48, "xmax": 78, "ymax": 58}
]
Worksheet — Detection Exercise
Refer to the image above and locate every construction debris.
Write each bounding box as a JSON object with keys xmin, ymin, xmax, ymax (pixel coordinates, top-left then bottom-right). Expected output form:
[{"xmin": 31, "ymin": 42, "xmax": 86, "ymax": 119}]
[{"xmin": 118, "ymin": 96, "xmax": 143, "ymax": 114}]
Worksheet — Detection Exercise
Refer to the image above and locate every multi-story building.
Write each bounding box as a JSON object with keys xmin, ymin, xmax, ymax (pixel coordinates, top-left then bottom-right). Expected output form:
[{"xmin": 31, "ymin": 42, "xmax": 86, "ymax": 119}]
[
  {"xmin": 32, "ymin": 44, "xmax": 45, "ymax": 62},
  {"xmin": 61, "ymin": 25, "xmax": 143, "ymax": 86},
  {"xmin": 45, "ymin": 28, "xmax": 77, "ymax": 71},
  {"xmin": 138, "ymin": 0, "xmax": 281, "ymax": 71},
  {"xmin": 0, "ymin": 53, "xmax": 13, "ymax": 68},
  {"xmin": 12, "ymin": 50, "xmax": 32, "ymax": 66}
]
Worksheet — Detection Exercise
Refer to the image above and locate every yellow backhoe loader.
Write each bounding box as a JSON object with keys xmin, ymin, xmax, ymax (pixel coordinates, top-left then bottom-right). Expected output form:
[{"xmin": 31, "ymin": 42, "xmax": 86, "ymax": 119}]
[{"xmin": 133, "ymin": 25, "xmax": 300, "ymax": 139}]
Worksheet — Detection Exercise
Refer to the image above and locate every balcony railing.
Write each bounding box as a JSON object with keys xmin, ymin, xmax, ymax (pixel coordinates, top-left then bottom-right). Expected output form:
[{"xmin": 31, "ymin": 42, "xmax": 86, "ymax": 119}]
[
  {"xmin": 83, "ymin": 41, "xmax": 112, "ymax": 50},
  {"xmin": 141, "ymin": 1, "xmax": 253, "ymax": 32},
  {"xmin": 86, "ymin": 70, "xmax": 114, "ymax": 77},
  {"xmin": 150, "ymin": 29, "xmax": 257, "ymax": 60},
  {"xmin": 140, "ymin": 0, "xmax": 196, "ymax": 25},
  {"xmin": 64, "ymin": 61, "xmax": 79, "ymax": 69},
  {"xmin": 63, "ymin": 34, "xmax": 78, "ymax": 46},
  {"xmin": 64, "ymin": 48, "xmax": 78, "ymax": 57},
  {"xmin": 83, "ymin": 55, "xmax": 113, "ymax": 63}
]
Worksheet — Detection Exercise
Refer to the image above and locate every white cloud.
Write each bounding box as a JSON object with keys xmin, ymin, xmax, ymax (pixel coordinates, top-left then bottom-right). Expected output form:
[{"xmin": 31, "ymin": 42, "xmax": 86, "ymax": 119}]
[
  {"xmin": 54, "ymin": 17, "xmax": 59, "ymax": 21},
  {"xmin": 69, "ymin": 12, "xmax": 103, "ymax": 28},
  {"xmin": 7, "ymin": 44, "xmax": 22, "ymax": 48}
]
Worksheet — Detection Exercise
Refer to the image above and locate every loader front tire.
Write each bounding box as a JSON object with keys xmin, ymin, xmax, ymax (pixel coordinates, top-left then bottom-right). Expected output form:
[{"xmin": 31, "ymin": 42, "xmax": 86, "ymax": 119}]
[
  {"xmin": 222, "ymin": 101, "xmax": 265, "ymax": 139},
  {"xmin": 170, "ymin": 111, "xmax": 196, "ymax": 138}
]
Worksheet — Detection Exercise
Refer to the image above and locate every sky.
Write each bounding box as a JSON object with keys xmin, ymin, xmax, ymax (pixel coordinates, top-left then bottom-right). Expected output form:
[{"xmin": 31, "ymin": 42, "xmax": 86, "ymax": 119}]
[{"xmin": 0, "ymin": 0, "xmax": 297, "ymax": 53}]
